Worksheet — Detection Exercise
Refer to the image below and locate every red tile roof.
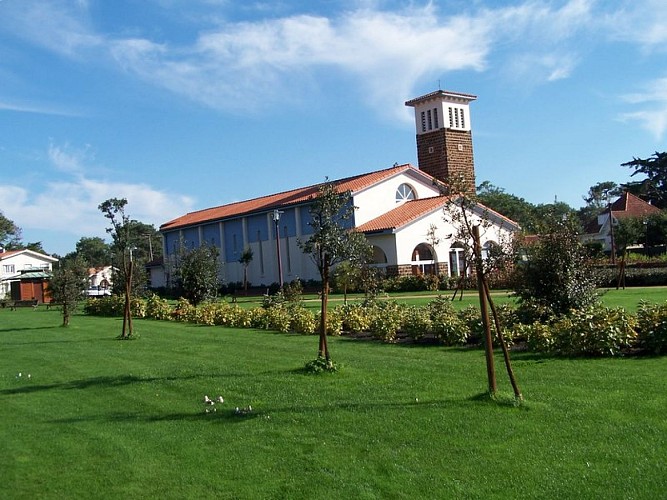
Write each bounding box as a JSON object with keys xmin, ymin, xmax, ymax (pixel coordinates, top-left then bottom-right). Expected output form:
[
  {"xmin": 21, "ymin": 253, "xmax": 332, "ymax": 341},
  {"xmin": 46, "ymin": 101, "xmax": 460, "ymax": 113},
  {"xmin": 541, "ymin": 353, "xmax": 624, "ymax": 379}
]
[
  {"xmin": 357, "ymin": 197, "xmax": 451, "ymax": 233},
  {"xmin": 160, "ymin": 164, "xmax": 438, "ymax": 231},
  {"xmin": 357, "ymin": 196, "xmax": 520, "ymax": 233},
  {"xmin": 611, "ymin": 192, "xmax": 661, "ymax": 220}
]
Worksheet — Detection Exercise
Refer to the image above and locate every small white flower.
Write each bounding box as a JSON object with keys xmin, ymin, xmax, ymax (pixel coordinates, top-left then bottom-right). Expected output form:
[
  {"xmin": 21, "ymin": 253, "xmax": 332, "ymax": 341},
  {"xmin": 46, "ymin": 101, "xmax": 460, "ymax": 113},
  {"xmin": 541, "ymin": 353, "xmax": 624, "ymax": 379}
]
[
  {"xmin": 203, "ymin": 395, "xmax": 211, "ymax": 403},
  {"xmin": 17, "ymin": 373, "xmax": 22, "ymax": 378},
  {"xmin": 27, "ymin": 374, "xmax": 31, "ymax": 379},
  {"xmin": 217, "ymin": 396, "xmax": 224, "ymax": 403},
  {"xmin": 248, "ymin": 405, "xmax": 252, "ymax": 412}
]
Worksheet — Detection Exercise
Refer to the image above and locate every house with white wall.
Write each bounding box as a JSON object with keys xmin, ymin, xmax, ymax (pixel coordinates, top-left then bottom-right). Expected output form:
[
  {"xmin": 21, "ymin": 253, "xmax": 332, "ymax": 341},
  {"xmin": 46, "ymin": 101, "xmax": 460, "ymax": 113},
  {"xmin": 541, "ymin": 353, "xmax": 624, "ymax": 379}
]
[
  {"xmin": 158, "ymin": 89, "xmax": 519, "ymax": 288},
  {"xmin": 0, "ymin": 248, "xmax": 59, "ymax": 302},
  {"xmin": 581, "ymin": 191, "xmax": 662, "ymax": 252}
]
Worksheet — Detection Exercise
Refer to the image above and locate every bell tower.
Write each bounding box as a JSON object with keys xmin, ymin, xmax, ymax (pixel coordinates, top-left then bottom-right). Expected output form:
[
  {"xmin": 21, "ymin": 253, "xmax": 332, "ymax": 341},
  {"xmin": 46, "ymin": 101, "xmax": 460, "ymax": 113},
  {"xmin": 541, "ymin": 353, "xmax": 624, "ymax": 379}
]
[{"xmin": 405, "ymin": 90, "xmax": 477, "ymax": 195}]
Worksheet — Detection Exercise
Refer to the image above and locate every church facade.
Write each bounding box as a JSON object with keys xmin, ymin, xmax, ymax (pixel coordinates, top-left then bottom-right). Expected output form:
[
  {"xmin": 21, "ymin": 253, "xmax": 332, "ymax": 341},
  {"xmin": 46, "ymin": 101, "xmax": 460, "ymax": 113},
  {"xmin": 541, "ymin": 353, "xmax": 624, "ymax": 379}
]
[{"xmin": 157, "ymin": 90, "xmax": 519, "ymax": 288}]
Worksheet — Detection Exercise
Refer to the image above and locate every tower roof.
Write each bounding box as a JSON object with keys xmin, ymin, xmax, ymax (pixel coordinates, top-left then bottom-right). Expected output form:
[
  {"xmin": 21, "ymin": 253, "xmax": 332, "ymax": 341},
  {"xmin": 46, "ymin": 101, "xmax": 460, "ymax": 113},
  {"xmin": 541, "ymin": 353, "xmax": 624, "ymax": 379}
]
[{"xmin": 405, "ymin": 90, "xmax": 477, "ymax": 107}]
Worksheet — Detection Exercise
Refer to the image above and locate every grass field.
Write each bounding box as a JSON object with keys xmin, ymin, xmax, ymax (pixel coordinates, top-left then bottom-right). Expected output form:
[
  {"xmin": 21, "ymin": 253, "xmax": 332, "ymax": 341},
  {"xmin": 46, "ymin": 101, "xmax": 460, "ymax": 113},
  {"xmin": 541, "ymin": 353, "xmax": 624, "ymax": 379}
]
[
  {"xmin": 232, "ymin": 285, "xmax": 667, "ymax": 311},
  {"xmin": 2, "ymin": 289, "xmax": 667, "ymax": 499}
]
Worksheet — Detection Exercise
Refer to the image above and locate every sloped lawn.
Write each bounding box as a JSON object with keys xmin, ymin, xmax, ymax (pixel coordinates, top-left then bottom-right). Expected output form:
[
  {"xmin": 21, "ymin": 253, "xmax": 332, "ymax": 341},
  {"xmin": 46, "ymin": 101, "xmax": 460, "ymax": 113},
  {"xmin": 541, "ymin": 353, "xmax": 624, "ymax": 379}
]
[{"xmin": 1, "ymin": 308, "xmax": 666, "ymax": 499}]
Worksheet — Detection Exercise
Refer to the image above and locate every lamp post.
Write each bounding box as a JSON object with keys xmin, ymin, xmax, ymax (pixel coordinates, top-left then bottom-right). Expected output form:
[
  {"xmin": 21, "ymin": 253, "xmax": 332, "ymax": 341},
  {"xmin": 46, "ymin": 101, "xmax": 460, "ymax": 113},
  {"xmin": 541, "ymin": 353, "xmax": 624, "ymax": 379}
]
[{"xmin": 272, "ymin": 209, "xmax": 284, "ymax": 289}]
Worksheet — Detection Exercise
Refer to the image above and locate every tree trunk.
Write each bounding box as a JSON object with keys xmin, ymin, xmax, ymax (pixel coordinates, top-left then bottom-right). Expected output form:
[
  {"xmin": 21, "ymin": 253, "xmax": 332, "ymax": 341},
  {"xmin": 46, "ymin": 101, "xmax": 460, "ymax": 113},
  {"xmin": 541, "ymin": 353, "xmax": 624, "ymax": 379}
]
[
  {"xmin": 473, "ymin": 225, "xmax": 497, "ymax": 396},
  {"xmin": 319, "ymin": 261, "xmax": 330, "ymax": 360},
  {"xmin": 483, "ymin": 281, "xmax": 522, "ymax": 400},
  {"xmin": 62, "ymin": 302, "xmax": 70, "ymax": 327}
]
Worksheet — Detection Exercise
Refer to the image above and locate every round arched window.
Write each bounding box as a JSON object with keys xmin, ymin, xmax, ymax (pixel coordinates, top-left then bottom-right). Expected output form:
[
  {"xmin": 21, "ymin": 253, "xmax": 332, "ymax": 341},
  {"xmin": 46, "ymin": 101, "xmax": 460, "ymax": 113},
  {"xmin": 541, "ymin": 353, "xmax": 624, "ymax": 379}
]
[{"xmin": 395, "ymin": 183, "xmax": 416, "ymax": 203}]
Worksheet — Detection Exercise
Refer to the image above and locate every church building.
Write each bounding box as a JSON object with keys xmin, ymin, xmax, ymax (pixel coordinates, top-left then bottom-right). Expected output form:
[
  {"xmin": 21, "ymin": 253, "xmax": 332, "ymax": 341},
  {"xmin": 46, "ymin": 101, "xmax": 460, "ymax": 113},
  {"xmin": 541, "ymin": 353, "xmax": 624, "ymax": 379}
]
[{"xmin": 157, "ymin": 90, "xmax": 519, "ymax": 288}]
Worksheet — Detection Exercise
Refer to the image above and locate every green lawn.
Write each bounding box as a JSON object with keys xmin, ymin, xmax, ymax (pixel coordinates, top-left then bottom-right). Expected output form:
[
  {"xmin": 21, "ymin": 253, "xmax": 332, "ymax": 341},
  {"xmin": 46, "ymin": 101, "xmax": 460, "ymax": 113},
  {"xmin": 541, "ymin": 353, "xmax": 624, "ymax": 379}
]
[
  {"xmin": 232, "ymin": 285, "xmax": 667, "ymax": 311},
  {"xmin": 2, "ymin": 306, "xmax": 666, "ymax": 499}
]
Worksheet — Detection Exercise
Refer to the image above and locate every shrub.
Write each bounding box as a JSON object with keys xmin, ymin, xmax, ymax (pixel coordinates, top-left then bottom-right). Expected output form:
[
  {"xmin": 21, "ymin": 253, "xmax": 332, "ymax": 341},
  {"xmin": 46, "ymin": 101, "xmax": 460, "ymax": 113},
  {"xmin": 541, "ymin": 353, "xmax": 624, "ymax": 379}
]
[
  {"xmin": 289, "ymin": 305, "xmax": 317, "ymax": 334},
  {"xmin": 338, "ymin": 303, "xmax": 372, "ymax": 333},
  {"xmin": 315, "ymin": 307, "xmax": 343, "ymax": 336},
  {"xmin": 636, "ymin": 300, "xmax": 667, "ymax": 354},
  {"xmin": 458, "ymin": 305, "xmax": 485, "ymax": 345},
  {"xmin": 550, "ymin": 306, "xmax": 637, "ymax": 357},
  {"xmin": 172, "ymin": 298, "xmax": 196, "ymax": 322},
  {"xmin": 145, "ymin": 293, "xmax": 173, "ymax": 321},
  {"xmin": 368, "ymin": 301, "xmax": 405, "ymax": 342},
  {"xmin": 266, "ymin": 304, "xmax": 292, "ymax": 333},
  {"xmin": 514, "ymin": 322, "xmax": 555, "ymax": 352},
  {"xmin": 402, "ymin": 305, "xmax": 432, "ymax": 339},
  {"xmin": 428, "ymin": 296, "xmax": 468, "ymax": 345}
]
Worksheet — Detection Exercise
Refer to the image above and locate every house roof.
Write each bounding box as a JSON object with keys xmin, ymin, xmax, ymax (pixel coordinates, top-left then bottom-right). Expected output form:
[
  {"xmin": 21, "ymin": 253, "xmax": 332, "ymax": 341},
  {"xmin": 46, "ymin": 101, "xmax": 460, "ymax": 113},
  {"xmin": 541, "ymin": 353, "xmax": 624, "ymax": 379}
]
[
  {"xmin": 610, "ymin": 191, "xmax": 661, "ymax": 220},
  {"xmin": 0, "ymin": 249, "xmax": 58, "ymax": 263},
  {"xmin": 160, "ymin": 164, "xmax": 442, "ymax": 232},
  {"xmin": 584, "ymin": 191, "xmax": 662, "ymax": 235},
  {"xmin": 357, "ymin": 196, "xmax": 520, "ymax": 234},
  {"xmin": 357, "ymin": 197, "xmax": 451, "ymax": 233}
]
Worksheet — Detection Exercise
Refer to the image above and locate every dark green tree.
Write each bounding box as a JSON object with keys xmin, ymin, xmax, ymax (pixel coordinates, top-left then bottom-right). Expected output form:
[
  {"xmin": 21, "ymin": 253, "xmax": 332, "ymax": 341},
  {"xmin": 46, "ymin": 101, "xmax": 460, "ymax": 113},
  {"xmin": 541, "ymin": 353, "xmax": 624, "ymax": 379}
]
[
  {"xmin": 49, "ymin": 257, "xmax": 88, "ymax": 327},
  {"xmin": 0, "ymin": 211, "xmax": 23, "ymax": 250},
  {"xmin": 174, "ymin": 243, "xmax": 220, "ymax": 306},
  {"xmin": 74, "ymin": 237, "xmax": 112, "ymax": 267},
  {"xmin": 622, "ymin": 152, "xmax": 667, "ymax": 208},
  {"xmin": 299, "ymin": 180, "xmax": 372, "ymax": 364},
  {"xmin": 512, "ymin": 215, "xmax": 599, "ymax": 320},
  {"xmin": 476, "ymin": 181, "xmax": 538, "ymax": 231}
]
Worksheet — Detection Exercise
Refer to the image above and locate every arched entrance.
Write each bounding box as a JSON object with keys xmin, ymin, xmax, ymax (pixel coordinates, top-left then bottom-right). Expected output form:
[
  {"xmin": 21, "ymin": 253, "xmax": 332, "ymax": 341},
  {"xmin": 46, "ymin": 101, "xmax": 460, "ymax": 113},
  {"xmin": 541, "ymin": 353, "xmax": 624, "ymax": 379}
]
[{"xmin": 411, "ymin": 243, "xmax": 436, "ymax": 275}]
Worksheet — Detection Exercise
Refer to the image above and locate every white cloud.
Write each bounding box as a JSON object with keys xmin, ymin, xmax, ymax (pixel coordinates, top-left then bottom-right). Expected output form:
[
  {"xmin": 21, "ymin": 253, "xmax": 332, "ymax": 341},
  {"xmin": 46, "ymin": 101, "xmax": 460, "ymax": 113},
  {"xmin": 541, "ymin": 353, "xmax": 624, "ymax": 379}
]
[
  {"xmin": 0, "ymin": 100, "xmax": 82, "ymax": 117},
  {"xmin": 620, "ymin": 76, "xmax": 667, "ymax": 140},
  {"xmin": 604, "ymin": 0, "xmax": 667, "ymax": 50},
  {"xmin": 0, "ymin": 143, "xmax": 196, "ymax": 248},
  {"xmin": 0, "ymin": 0, "xmax": 102, "ymax": 58}
]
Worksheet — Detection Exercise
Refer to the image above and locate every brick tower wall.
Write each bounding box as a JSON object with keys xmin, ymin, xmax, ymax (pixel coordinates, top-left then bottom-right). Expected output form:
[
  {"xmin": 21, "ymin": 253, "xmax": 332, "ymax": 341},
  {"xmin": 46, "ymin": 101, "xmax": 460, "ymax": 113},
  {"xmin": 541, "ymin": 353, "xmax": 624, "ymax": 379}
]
[{"xmin": 416, "ymin": 128, "xmax": 476, "ymax": 195}]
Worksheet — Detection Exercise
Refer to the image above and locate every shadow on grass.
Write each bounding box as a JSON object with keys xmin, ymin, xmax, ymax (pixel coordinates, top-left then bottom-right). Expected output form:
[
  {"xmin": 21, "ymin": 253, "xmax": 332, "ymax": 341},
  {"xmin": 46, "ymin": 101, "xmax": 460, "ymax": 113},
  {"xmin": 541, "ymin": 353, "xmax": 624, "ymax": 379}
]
[
  {"xmin": 47, "ymin": 394, "xmax": 527, "ymax": 426},
  {"xmin": 0, "ymin": 373, "xmax": 232, "ymax": 396},
  {"xmin": 0, "ymin": 326, "xmax": 64, "ymax": 333}
]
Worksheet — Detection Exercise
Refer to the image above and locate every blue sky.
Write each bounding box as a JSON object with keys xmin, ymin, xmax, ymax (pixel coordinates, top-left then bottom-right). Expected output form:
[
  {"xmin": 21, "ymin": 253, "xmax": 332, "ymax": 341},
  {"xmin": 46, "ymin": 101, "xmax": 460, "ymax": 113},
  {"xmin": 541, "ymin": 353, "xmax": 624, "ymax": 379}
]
[{"xmin": 1, "ymin": 0, "xmax": 666, "ymax": 256}]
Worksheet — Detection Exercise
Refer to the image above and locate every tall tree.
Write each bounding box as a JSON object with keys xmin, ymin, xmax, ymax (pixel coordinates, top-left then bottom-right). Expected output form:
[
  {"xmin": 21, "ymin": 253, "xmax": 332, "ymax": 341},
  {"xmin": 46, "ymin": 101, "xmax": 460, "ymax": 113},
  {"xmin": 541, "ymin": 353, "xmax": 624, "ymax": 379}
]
[
  {"xmin": 75, "ymin": 236, "xmax": 112, "ymax": 267},
  {"xmin": 476, "ymin": 181, "xmax": 538, "ymax": 232},
  {"xmin": 174, "ymin": 242, "xmax": 220, "ymax": 306},
  {"xmin": 0, "ymin": 211, "xmax": 23, "ymax": 250},
  {"xmin": 622, "ymin": 151, "xmax": 667, "ymax": 208},
  {"xmin": 49, "ymin": 257, "xmax": 88, "ymax": 327},
  {"xmin": 578, "ymin": 181, "xmax": 622, "ymax": 226},
  {"xmin": 299, "ymin": 180, "xmax": 372, "ymax": 364}
]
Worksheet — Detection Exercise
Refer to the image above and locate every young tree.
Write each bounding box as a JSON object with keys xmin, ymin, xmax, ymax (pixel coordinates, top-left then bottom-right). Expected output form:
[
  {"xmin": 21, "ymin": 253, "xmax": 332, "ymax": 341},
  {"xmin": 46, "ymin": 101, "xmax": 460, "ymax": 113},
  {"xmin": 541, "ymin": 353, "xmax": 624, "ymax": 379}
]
[
  {"xmin": 299, "ymin": 181, "xmax": 372, "ymax": 365},
  {"xmin": 174, "ymin": 243, "xmax": 220, "ymax": 306},
  {"xmin": 49, "ymin": 258, "xmax": 88, "ymax": 327},
  {"xmin": 99, "ymin": 198, "xmax": 136, "ymax": 338},
  {"xmin": 442, "ymin": 188, "xmax": 521, "ymax": 399},
  {"xmin": 238, "ymin": 247, "xmax": 253, "ymax": 293}
]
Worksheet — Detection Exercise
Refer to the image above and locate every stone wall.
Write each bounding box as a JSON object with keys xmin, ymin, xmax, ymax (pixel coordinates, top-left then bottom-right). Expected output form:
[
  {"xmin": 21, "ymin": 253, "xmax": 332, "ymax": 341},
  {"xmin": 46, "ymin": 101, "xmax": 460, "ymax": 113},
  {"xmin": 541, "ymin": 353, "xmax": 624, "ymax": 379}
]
[{"xmin": 416, "ymin": 128, "xmax": 475, "ymax": 195}]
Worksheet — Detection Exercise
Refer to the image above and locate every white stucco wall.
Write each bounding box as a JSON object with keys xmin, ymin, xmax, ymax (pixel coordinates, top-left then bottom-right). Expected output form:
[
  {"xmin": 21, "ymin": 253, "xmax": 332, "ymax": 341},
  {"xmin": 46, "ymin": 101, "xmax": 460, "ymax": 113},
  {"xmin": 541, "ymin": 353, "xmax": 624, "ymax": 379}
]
[{"xmin": 353, "ymin": 170, "xmax": 442, "ymax": 226}]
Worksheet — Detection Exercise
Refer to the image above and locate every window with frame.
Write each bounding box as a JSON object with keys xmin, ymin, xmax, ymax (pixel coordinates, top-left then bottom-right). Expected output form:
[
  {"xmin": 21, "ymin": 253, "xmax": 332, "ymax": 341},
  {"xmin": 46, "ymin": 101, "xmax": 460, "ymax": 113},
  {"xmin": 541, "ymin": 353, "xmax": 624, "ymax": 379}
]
[
  {"xmin": 3, "ymin": 264, "xmax": 15, "ymax": 274},
  {"xmin": 395, "ymin": 183, "xmax": 416, "ymax": 203}
]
